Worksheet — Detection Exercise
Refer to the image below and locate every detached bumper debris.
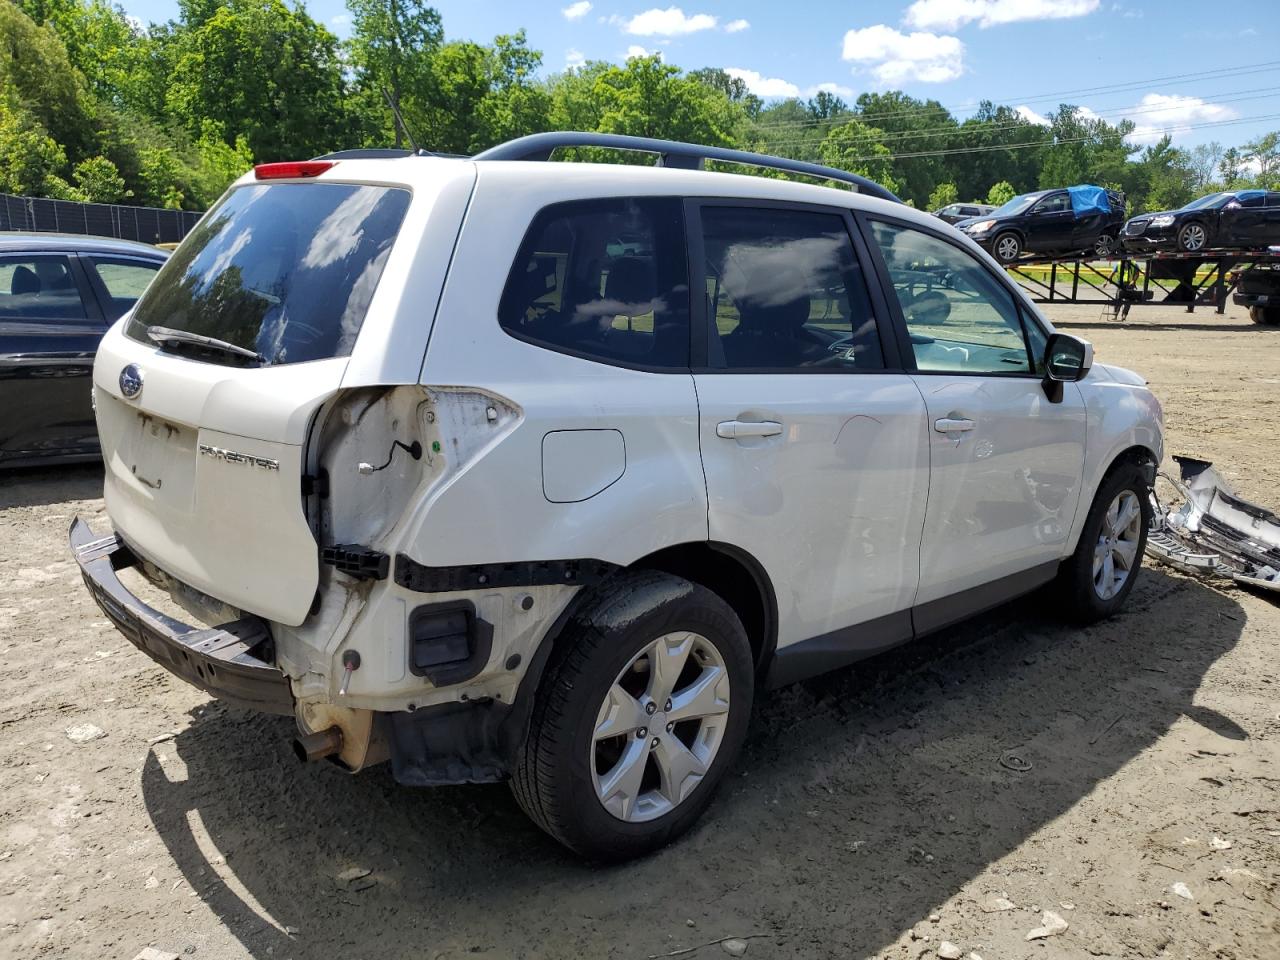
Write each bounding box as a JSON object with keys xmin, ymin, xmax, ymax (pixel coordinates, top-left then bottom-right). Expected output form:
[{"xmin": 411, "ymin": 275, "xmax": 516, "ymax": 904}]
[{"xmin": 1146, "ymin": 456, "xmax": 1280, "ymax": 593}]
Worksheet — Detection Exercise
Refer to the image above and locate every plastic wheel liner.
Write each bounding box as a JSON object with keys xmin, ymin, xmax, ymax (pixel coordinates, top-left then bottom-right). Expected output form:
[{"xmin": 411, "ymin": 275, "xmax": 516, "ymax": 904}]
[{"xmin": 1146, "ymin": 456, "xmax": 1280, "ymax": 593}]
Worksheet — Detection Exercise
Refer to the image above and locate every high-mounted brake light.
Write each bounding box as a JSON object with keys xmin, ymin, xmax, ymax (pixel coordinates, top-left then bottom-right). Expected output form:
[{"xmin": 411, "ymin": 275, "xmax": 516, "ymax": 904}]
[{"xmin": 253, "ymin": 161, "xmax": 335, "ymax": 180}]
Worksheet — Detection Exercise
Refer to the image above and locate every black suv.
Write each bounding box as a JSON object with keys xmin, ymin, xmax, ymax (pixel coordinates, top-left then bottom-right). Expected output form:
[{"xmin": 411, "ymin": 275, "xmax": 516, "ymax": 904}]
[
  {"xmin": 956, "ymin": 186, "xmax": 1126, "ymax": 262},
  {"xmin": 1122, "ymin": 190, "xmax": 1280, "ymax": 253}
]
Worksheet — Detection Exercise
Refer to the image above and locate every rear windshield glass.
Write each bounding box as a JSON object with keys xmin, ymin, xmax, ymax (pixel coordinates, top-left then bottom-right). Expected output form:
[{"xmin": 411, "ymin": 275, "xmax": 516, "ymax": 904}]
[{"xmin": 126, "ymin": 182, "xmax": 411, "ymax": 366}]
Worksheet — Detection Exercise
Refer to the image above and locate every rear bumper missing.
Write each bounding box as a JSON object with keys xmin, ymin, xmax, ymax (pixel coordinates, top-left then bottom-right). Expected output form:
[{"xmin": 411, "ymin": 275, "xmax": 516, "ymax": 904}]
[{"xmin": 70, "ymin": 517, "xmax": 294, "ymax": 715}]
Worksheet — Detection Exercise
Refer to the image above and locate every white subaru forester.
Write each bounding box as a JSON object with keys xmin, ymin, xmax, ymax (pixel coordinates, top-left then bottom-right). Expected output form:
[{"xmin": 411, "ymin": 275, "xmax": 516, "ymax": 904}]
[{"xmin": 72, "ymin": 133, "xmax": 1163, "ymax": 860}]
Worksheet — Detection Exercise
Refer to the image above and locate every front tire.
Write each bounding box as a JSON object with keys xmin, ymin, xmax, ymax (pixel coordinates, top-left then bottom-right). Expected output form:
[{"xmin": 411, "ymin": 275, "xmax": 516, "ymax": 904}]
[
  {"xmin": 1093, "ymin": 232, "xmax": 1116, "ymax": 258},
  {"xmin": 1177, "ymin": 221, "xmax": 1208, "ymax": 252},
  {"xmin": 993, "ymin": 232, "xmax": 1022, "ymax": 263},
  {"xmin": 1058, "ymin": 463, "xmax": 1151, "ymax": 623},
  {"xmin": 511, "ymin": 571, "xmax": 754, "ymax": 861}
]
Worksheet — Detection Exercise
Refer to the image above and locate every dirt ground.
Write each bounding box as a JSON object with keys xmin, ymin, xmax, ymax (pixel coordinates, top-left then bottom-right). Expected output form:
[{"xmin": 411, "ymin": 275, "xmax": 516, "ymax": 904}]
[{"xmin": 2, "ymin": 301, "xmax": 1278, "ymax": 960}]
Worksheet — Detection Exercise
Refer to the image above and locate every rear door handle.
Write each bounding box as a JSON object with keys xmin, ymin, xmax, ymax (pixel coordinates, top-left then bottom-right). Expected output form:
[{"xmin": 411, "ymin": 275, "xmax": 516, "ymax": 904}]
[
  {"xmin": 933, "ymin": 417, "xmax": 975, "ymax": 434},
  {"xmin": 717, "ymin": 420, "xmax": 783, "ymax": 439}
]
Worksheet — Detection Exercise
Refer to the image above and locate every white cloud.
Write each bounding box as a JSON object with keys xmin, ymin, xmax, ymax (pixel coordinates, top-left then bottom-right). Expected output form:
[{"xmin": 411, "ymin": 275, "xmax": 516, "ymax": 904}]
[
  {"xmin": 562, "ymin": 1, "xmax": 592, "ymax": 20},
  {"xmin": 725, "ymin": 67, "xmax": 801, "ymax": 98},
  {"xmin": 725, "ymin": 19, "xmax": 751, "ymax": 33},
  {"xmin": 842, "ymin": 25, "xmax": 964, "ymax": 84},
  {"xmin": 566, "ymin": 48, "xmax": 586, "ymax": 69},
  {"xmin": 1015, "ymin": 104, "xmax": 1050, "ymax": 125},
  {"xmin": 622, "ymin": 7, "xmax": 718, "ymax": 36},
  {"xmin": 1127, "ymin": 93, "xmax": 1238, "ymax": 144},
  {"xmin": 904, "ymin": 0, "xmax": 1099, "ymax": 31},
  {"xmin": 330, "ymin": 13, "xmax": 349, "ymax": 25},
  {"xmin": 626, "ymin": 45, "xmax": 662, "ymax": 60},
  {"xmin": 806, "ymin": 82, "xmax": 855, "ymax": 99}
]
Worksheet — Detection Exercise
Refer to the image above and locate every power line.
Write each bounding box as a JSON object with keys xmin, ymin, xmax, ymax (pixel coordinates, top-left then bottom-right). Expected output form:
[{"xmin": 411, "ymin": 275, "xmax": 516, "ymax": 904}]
[
  {"xmin": 750, "ymin": 86, "xmax": 1280, "ymax": 150},
  {"xmin": 810, "ymin": 111, "xmax": 1280, "ymax": 164},
  {"xmin": 744, "ymin": 60, "xmax": 1280, "ymax": 132}
]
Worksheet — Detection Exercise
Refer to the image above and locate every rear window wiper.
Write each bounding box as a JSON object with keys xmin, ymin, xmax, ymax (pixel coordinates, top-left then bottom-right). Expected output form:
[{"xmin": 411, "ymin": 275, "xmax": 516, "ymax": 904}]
[{"xmin": 145, "ymin": 325, "xmax": 266, "ymax": 366}]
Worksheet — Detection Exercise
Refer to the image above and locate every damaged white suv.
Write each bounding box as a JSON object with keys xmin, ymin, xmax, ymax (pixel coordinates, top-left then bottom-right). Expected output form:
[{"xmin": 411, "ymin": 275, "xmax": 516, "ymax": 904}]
[{"xmin": 72, "ymin": 133, "xmax": 1163, "ymax": 860}]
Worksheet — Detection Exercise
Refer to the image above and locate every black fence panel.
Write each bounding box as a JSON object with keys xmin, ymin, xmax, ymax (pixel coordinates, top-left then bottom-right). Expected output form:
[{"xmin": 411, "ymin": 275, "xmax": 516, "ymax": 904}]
[{"xmin": 0, "ymin": 194, "xmax": 203, "ymax": 244}]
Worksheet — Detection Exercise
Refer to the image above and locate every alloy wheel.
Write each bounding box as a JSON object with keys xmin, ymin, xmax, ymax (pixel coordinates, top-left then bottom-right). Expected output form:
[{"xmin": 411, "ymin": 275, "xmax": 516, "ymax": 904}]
[
  {"xmin": 591, "ymin": 631, "xmax": 731, "ymax": 823},
  {"xmin": 1180, "ymin": 223, "xmax": 1206, "ymax": 251},
  {"xmin": 1093, "ymin": 490, "xmax": 1142, "ymax": 600},
  {"xmin": 1094, "ymin": 234, "xmax": 1114, "ymax": 257},
  {"xmin": 996, "ymin": 235, "xmax": 1020, "ymax": 261}
]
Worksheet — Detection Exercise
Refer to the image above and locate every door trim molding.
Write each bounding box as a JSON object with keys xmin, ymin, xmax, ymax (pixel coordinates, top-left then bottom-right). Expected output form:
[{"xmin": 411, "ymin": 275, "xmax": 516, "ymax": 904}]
[
  {"xmin": 911, "ymin": 559, "xmax": 1060, "ymax": 637},
  {"xmin": 765, "ymin": 559, "xmax": 1062, "ymax": 688}
]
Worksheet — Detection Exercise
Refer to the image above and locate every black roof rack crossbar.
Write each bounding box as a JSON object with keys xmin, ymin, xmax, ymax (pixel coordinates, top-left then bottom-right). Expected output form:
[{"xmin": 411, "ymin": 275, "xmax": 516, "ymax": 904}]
[{"xmin": 471, "ymin": 132, "xmax": 901, "ymax": 203}]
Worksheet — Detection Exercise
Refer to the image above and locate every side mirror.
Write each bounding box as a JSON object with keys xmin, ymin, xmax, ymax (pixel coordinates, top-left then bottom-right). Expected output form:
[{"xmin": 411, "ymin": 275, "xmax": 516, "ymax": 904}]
[{"xmin": 1041, "ymin": 333, "xmax": 1093, "ymax": 403}]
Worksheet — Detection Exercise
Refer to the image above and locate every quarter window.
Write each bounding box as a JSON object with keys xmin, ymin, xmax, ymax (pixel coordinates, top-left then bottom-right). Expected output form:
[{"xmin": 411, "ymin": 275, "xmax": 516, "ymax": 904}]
[
  {"xmin": 698, "ymin": 206, "xmax": 884, "ymax": 371},
  {"xmin": 0, "ymin": 256, "xmax": 87, "ymax": 320},
  {"xmin": 868, "ymin": 220, "xmax": 1035, "ymax": 375},
  {"xmin": 498, "ymin": 197, "xmax": 690, "ymax": 369}
]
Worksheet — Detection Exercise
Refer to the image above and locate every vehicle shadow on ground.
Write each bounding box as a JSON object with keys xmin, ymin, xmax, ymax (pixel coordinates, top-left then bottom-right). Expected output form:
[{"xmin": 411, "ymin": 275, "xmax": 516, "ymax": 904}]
[
  {"xmin": 0, "ymin": 463, "xmax": 103, "ymax": 509},
  {"xmin": 140, "ymin": 568, "xmax": 1244, "ymax": 960},
  {"xmin": 1059, "ymin": 320, "xmax": 1280, "ymax": 334}
]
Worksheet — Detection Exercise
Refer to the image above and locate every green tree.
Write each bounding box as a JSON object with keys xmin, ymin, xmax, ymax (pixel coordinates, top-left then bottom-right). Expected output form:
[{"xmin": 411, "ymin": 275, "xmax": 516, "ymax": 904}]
[
  {"xmin": 952, "ymin": 101, "xmax": 1045, "ymax": 200},
  {"xmin": 819, "ymin": 118, "xmax": 899, "ymax": 195},
  {"xmin": 346, "ymin": 0, "xmax": 441, "ymax": 148},
  {"xmin": 927, "ymin": 182, "xmax": 959, "ymax": 210},
  {"xmin": 1187, "ymin": 141, "xmax": 1223, "ymax": 192},
  {"xmin": 72, "ymin": 154, "xmax": 129, "ymax": 201},
  {"xmin": 1218, "ymin": 146, "xmax": 1245, "ymax": 187},
  {"xmin": 16, "ymin": 0, "xmax": 153, "ymax": 113},
  {"xmin": 986, "ymin": 180, "xmax": 1017, "ymax": 206},
  {"xmin": 853, "ymin": 91, "xmax": 957, "ymax": 206},
  {"xmin": 1243, "ymin": 131, "xmax": 1279, "ymax": 186},
  {"xmin": 165, "ymin": 0, "xmax": 347, "ymax": 161},
  {"xmin": 1135, "ymin": 136, "xmax": 1197, "ymax": 213},
  {"xmin": 1039, "ymin": 105, "xmax": 1136, "ymax": 191},
  {"xmin": 0, "ymin": 101, "xmax": 71, "ymax": 196},
  {"xmin": 689, "ymin": 67, "xmax": 762, "ymax": 120},
  {"xmin": 592, "ymin": 55, "xmax": 740, "ymax": 146}
]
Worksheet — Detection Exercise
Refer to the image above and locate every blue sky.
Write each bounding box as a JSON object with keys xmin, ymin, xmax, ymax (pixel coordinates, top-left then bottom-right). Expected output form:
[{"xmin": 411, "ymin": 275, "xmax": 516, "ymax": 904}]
[{"xmin": 118, "ymin": 0, "xmax": 1278, "ymax": 149}]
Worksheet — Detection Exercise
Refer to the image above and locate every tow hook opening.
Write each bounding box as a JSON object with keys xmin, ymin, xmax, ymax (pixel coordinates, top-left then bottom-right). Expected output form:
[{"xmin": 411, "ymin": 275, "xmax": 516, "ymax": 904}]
[{"xmin": 293, "ymin": 726, "xmax": 344, "ymax": 763}]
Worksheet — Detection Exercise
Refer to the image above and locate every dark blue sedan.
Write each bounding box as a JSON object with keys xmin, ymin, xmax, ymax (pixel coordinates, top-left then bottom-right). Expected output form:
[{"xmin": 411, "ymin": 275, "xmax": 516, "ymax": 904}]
[{"xmin": 0, "ymin": 233, "xmax": 167, "ymax": 468}]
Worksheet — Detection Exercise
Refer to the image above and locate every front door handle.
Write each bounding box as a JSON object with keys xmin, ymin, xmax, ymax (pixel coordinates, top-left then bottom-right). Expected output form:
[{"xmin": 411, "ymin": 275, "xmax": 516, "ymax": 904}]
[
  {"xmin": 933, "ymin": 417, "xmax": 975, "ymax": 434},
  {"xmin": 717, "ymin": 420, "xmax": 783, "ymax": 439}
]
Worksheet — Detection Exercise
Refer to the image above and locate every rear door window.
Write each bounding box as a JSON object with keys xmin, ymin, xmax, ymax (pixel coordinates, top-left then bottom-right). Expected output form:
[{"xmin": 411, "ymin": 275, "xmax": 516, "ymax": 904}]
[
  {"xmin": 498, "ymin": 197, "xmax": 690, "ymax": 369},
  {"xmin": 0, "ymin": 256, "xmax": 88, "ymax": 321},
  {"xmin": 86, "ymin": 257, "xmax": 162, "ymax": 322},
  {"xmin": 697, "ymin": 205, "xmax": 885, "ymax": 371},
  {"xmin": 126, "ymin": 182, "xmax": 411, "ymax": 366}
]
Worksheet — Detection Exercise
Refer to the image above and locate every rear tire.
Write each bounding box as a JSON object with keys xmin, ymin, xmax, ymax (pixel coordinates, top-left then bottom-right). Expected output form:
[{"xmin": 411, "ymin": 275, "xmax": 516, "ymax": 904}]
[
  {"xmin": 1249, "ymin": 305, "xmax": 1280, "ymax": 325},
  {"xmin": 1058, "ymin": 462, "xmax": 1151, "ymax": 624},
  {"xmin": 992, "ymin": 232, "xmax": 1022, "ymax": 263},
  {"xmin": 1093, "ymin": 232, "xmax": 1117, "ymax": 258},
  {"xmin": 511, "ymin": 571, "xmax": 754, "ymax": 861}
]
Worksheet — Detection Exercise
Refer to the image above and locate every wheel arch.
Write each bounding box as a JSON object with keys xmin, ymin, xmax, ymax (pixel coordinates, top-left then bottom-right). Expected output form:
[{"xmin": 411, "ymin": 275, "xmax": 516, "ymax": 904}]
[
  {"xmin": 498, "ymin": 540, "xmax": 778, "ymax": 768},
  {"xmin": 628, "ymin": 541, "xmax": 778, "ymax": 674},
  {"xmin": 1067, "ymin": 441, "xmax": 1159, "ymax": 554}
]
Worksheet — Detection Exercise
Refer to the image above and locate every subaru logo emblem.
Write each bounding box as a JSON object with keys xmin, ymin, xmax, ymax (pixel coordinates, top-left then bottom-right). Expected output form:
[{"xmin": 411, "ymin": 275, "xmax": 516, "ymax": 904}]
[{"xmin": 119, "ymin": 364, "xmax": 143, "ymax": 400}]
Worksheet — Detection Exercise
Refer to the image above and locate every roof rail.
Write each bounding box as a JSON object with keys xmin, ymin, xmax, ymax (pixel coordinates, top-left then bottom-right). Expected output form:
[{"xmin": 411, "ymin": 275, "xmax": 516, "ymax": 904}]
[{"xmin": 472, "ymin": 132, "xmax": 901, "ymax": 203}]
